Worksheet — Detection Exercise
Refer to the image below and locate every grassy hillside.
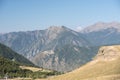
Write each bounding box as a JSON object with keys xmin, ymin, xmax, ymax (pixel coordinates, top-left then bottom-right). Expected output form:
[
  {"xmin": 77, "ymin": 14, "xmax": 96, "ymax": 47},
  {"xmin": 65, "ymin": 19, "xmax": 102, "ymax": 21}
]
[
  {"xmin": 40, "ymin": 58, "xmax": 120, "ymax": 80},
  {"xmin": 39, "ymin": 45, "xmax": 120, "ymax": 80},
  {"xmin": 0, "ymin": 43, "xmax": 34, "ymax": 66}
]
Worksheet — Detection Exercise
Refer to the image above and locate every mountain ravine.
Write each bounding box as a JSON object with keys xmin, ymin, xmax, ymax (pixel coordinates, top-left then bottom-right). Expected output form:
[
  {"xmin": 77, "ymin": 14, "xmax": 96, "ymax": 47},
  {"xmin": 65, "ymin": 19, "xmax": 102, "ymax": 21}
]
[{"xmin": 0, "ymin": 26, "xmax": 97, "ymax": 72}]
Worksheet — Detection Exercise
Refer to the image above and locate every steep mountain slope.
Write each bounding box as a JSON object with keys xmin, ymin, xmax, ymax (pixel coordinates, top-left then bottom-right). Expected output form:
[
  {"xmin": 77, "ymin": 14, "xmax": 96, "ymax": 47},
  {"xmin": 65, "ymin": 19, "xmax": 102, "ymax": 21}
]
[
  {"xmin": 32, "ymin": 45, "xmax": 98, "ymax": 72},
  {"xmin": 0, "ymin": 26, "xmax": 90, "ymax": 57},
  {"xmin": 0, "ymin": 30, "xmax": 45, "ymax": 58},
  {"xmin": 0, "ymin": 26, "xmax": 95, "ymax": 72},
  {"xmin": 0, "ymin": 43, "xmax": 34, "ymax": 66},
  {"xmin": 81, "ymin": 22, "xmax": 120, "ymax": 46},
  {"xmin": 42, "ymin": 45, "xmax": 120, "ymax": 80}
]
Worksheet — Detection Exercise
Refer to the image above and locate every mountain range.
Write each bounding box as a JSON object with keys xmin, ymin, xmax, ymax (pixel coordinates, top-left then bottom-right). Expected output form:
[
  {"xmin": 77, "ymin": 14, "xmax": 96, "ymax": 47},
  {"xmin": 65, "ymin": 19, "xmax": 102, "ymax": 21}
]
[
  {"xmin": 0, "ymin": 22, "xmax": 120, "ymax": 72},
  {"xmin": 81, "ymin": 22, "xmax": 120, "ymax": 46}
]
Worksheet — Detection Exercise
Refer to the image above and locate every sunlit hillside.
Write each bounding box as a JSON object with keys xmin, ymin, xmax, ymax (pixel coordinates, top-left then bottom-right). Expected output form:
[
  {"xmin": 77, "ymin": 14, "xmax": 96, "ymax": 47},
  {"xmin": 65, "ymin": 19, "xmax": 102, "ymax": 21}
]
[{"xmin": 39, "ymin": 45, "xmax": 120, "ymax": 80}]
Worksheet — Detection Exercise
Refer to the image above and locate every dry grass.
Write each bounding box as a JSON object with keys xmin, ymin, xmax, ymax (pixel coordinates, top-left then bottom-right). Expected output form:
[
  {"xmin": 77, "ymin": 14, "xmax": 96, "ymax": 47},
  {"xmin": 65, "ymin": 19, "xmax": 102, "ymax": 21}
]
[
  {"xmin": 4, "ymin": 75, "xmax": 120, "ymax": 80},
  {"xmin": 83, "ymin": 74, "xmax": 120, "ymax": 80},
  {"xmin": 37, "ymin": 58, "xmax": 120, "ymax": 80},
  {"xmin": 19, "ymin": 66, "xmax": 42, "ymax": 72}
]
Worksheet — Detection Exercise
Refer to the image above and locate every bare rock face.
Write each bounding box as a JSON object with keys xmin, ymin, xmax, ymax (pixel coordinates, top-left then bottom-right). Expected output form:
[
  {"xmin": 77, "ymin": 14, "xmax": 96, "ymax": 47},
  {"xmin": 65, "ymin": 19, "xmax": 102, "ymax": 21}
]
[{"xmin": 94, "ymin": 45, "xmax": 120, "ymax": 61}]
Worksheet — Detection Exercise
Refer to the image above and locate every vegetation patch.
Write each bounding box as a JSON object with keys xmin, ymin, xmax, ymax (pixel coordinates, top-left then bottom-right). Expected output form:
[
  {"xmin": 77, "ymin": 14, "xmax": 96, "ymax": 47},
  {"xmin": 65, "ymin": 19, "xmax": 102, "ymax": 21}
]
[{"xmin": 0, "ymin": 56, "xmax": 62, "ymax": 79}]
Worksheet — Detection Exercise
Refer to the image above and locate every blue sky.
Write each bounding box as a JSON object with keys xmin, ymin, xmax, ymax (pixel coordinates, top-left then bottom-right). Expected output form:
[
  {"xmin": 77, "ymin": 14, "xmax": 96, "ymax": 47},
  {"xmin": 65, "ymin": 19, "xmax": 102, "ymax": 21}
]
[{"xmin": 0, "ymin": 0, "xmax": 120, "ymax": 33}]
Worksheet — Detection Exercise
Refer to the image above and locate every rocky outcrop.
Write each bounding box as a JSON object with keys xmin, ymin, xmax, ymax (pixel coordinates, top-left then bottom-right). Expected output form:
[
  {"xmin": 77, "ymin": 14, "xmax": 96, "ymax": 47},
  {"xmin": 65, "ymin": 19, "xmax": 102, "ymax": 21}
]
[{"xmin": 94, "ymin": 45, "xmax": 120, "ymax": 61}]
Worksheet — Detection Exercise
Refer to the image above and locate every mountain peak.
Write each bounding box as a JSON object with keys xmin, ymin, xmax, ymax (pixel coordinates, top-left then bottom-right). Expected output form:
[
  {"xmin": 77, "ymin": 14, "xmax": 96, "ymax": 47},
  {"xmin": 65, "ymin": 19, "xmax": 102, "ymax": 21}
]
[
  {"xmin": 93, "ymin": 21, "xmax": 120, "ymax": 26},
  {"xmin": 46, "ymin": 26, "xmax": 72, "ymax": 35},
  {"xmin": 48, "ymin": 26, "xmax": 69, "ymax": 31},
  {"xmin": 82, "ymin": 22, "xmax": 120, "ymax": 33}
]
